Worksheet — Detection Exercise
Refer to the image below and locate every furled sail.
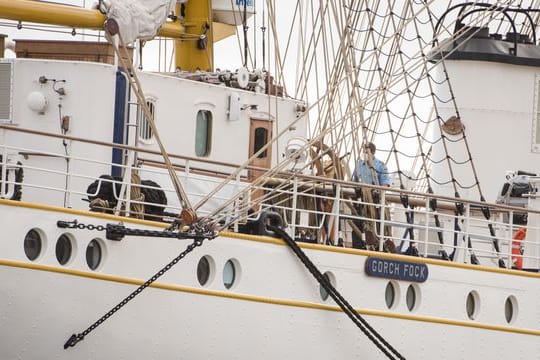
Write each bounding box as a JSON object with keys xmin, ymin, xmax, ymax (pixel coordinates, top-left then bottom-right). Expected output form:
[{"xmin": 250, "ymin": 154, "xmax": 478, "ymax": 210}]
[{"xmin": 103, "ymin": 0, "xmax": 176, "ymax": 43}]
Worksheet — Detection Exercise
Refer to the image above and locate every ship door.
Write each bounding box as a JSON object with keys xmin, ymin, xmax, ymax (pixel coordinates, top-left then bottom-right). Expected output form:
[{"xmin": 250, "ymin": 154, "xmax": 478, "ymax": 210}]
[{"xmin": 248, "ymin": 119, "xmax": 273, "ymax": 182}]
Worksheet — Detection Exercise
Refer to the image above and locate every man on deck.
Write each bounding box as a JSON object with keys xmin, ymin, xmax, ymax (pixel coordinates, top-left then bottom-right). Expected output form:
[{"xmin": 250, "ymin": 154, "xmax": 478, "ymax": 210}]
[{"xmin": 352, "ymin": 142, "xmax": 391, "ymax": 186}]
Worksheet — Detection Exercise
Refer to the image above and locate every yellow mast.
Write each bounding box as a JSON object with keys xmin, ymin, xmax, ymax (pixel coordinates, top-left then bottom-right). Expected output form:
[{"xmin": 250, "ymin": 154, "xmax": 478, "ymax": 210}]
[
  {"xmin": 0, "ymin": 0, "xmax": 184, "ymax": 39},
  {"xmin": 175, "ymin": 0, "xmax": 214, "ymax": 72}
]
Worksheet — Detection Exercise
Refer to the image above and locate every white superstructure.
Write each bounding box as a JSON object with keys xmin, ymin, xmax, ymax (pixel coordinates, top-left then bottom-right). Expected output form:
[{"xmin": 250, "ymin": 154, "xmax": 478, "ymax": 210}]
[{"xmin": 0, "ymin": 1, "xmax": 540, "ymax": 360}]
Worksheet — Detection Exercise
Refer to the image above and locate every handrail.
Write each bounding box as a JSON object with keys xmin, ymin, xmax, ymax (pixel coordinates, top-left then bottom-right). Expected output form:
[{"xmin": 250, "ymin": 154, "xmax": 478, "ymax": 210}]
[
  {"xmin": 5, "ymin": 123, "xmax": 535, "ymax": 215},
  {"xmin": 1, "ymin": 124, "xmax": 256, "ymax": 173},
  {"xmin": 1, "ymin": 125, "xmax": 540, "ymax": 270}
]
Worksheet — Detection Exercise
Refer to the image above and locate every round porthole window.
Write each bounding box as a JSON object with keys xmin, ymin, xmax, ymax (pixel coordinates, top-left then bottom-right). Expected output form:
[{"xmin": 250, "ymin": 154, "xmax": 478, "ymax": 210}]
[
  {"xmin": 319, "ymin": 271, "xmax": 336, "ymax": 301},
  {"xmin": 56, "ymin": 234, "xmax": 73, "ymax": 265},
  {"xmin": 385, "ymin": 282, "xmax": 398, "ymax": 309},
  {"xmin": 197, "ymin": 255, "xmax": 215, "ymax": 286},
  {"xmin": 406, "ymin": 284, "xmax": 419, "ymax": 312},
  {"xmin": 223, "ymin": 259, "xmax": 238, "ymax": 289},
  {"xmin": 466, "ymin": 291, "xmax": 480, "ymax": 320},
  {"xmin": 24, "ymin": 229, "xmax": 43, "ymax": 261},
  {"xmin": 505, "ymin": 296, "xmax": 518, "ymax": 324},
  {"xmin": 86, "ymin": 239, "xmax": 103, "ymax": 271}
]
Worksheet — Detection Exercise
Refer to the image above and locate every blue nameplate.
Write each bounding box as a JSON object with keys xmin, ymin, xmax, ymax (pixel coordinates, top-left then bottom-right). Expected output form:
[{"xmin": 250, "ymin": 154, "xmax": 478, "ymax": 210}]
[{"xmin": 365, "ymin": 257, "xmax": 428, "ymax": 283}]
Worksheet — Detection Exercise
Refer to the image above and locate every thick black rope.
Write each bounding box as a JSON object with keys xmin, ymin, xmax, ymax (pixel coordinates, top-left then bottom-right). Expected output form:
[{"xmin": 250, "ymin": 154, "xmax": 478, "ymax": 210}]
[{"xmin": 269, "ymin": 225, "xmax": 405, "ymax": 360}]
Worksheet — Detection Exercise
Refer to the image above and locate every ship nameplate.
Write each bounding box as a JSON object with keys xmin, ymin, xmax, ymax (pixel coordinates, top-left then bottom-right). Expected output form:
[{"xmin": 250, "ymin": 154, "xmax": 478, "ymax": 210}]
[{"xmin": 365, "ymin": 257, "xmax": 428, "ymax": 283}]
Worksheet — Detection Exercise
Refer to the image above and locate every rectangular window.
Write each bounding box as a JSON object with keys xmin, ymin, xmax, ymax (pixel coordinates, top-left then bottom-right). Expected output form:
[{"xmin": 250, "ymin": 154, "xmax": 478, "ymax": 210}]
[
  {"xmin": 0, "ymin": 62, "xmax": 12, "ymax": 122},
  {"xmin": 195, "ymin": 110, "xmax": 212, "ymax": 157},
  {"xmin": 138, "ymin": 100, "xmax": 155, "ymax": 141}
]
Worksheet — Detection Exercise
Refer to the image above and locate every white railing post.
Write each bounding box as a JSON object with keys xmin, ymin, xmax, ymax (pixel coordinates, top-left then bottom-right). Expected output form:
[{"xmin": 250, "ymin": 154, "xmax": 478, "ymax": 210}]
[
  {"xmin": 233, "ymin": 172, "xmax": 241, "ymax": 232},
  {"xmin": 506, "ymin": 211, "xmax": 514, "ymax": 269},
  {"xmin": 332, "ymin": 183, "xmax": 341, "ymax": 244},
  {"xmin": 379, "ymin": 190, "xmax": 386, "ymax": 252},
  {"xmin": 290, "ymin": 176, "xmax": 298, "ymax": 237},
  {"xmin": 65, "ymin": 150, "xmax": 73, "ymax": 208},
  {"xmin": 463, "ymin": 203, "xmax": 471, "ymax": 264},
  {"xmin": 424, "ymin": 196, "xmax": 430, "ymax": 258}
]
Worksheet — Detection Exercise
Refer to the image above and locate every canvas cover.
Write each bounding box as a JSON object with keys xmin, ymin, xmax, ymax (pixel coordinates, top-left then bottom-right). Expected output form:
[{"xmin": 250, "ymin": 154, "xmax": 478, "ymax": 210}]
[{"xmin": 104, "ymin": 0, "xmax": 176, "ymax": 43}]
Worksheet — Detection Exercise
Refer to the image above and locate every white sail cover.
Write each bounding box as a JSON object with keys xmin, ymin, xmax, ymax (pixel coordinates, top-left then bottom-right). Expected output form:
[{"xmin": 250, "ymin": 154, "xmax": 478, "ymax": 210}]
[{"xmin": 104, "ymin": 0, "xmax": 176, "ymax": 44}]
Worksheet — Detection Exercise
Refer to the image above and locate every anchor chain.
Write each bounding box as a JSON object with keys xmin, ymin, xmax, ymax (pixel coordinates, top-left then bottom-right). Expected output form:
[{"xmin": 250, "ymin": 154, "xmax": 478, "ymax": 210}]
[
  {"xmin": 59, "ymin": 218, "xmax": 217, "ymax": 349},
  {"xmin": 63, "ymin": 236, "xmax": 206, "ymax": 349},
  {"xmin": 57, "ymin": 220, "xmax": 216, "ymax": 241}
]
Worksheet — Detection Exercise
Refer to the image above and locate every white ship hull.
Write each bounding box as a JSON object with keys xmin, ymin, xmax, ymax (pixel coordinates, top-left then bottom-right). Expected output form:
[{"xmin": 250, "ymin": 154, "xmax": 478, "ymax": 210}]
[
  {"xmin": 1, "ymin": 200, "xmax": 539, "ymax": 359},
  {"xmin": 2, "ymin": 1, "xmax": 540, "ymax": 358}
]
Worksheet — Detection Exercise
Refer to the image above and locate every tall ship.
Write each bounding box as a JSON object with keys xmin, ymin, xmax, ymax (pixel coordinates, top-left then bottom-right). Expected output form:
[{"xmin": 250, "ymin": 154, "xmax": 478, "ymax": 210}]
[{"xmin": 0, "ymin": 0, "xmax": 539, "ymax": 359}]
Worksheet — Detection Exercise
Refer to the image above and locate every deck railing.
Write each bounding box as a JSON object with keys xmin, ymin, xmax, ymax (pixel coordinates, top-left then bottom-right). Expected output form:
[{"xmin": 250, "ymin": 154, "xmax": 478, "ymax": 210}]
[{"xmin": 0, "ymin": 124, "xmax": 539, "ymax": 270}]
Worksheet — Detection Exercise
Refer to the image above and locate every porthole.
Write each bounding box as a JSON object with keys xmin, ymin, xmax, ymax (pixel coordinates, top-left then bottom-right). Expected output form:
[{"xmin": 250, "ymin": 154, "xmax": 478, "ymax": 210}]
[
  {"xmin": 385, "ymin": 281, "xmax": 398, "ymax": 309},
  {"xmin": 406, "ymin": 284, "xmax": 419, "ymax": 312},
  {"xmin": 505, "ymin": 296, "xmax": 518, "ymax": 324},
  {"xmin": 86, "ymin": 238, "xmax": 103, "ymax": 271},
  {"xmin": 56, "ymin": 233, "xmax": 74, "ymax": 265},
  {"xmin": 24, "ymin": 228, "xmax": 43, "ymax": 261},
  {"xmin": 197, "ymin": 255, "xmax": 215, "ymax": 286},
  {"xmin": 223, "ymin": 259, "xmax": 239, "ymax": 289},
  {"xmin": 466, "ymin": 291, "xmax": 480, "ymax": 320},
  {"xmin": 319, "ymin": 271, "xmax": 336, "ymax": 301}
]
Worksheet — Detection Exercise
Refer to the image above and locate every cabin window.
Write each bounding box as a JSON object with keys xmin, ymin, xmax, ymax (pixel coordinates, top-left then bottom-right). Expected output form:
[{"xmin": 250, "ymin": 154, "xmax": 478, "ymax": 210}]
[
  {"xmin": 86, "ymin": 238, "xmax": 103, "ymax": 271},
  {"xmin": 138, "ymin": 99, "xmax": 155, "ymax": 141},
  {"xmin": 253, "ymin": 127, "xmax": 268, "ymax": 158},
  {"xmin": 466, "ymin": 291, "xmax": 480, "ymax": 320},
  {"xmin": 385, "ymin": 281, "xmax": 398, "ymax": 309},
  {"xmin": 24, "ymin": 228, "xmax": 43, "ymax": 261},
  {"xmin": 504, "ymin": 296, "xmax": 518, "ymax": 324},
  {"xmin": 406, "ymin": 284, "xmax": 419, "ymax": 312},
  {"xmin": 319, "ymin": 271, "xmax": 336, "ymax": 301},
  {"xmin": 223, "ymin": 259, "xmax": 239, "ymax": 289},
  {"xmin": 197, "ymin": 255, "xmax": 215, "ymax": 286},
  {"xmin": 195, "ymin": 110, "xmax": 212, "ymax": 157},
  {"xmin": 56, "ymin": 234, "xmax": 74, "ymax": 266}
]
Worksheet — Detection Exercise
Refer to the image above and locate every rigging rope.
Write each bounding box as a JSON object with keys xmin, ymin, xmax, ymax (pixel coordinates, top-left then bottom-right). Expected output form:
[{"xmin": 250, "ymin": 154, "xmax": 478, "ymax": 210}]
[{"xmin": 105, "ymin": 30, "xmax": 197, "ymax": 225}]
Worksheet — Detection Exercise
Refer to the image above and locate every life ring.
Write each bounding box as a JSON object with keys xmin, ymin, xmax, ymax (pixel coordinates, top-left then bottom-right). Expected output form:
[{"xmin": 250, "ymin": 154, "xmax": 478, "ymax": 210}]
[{"xmin": 511, "ymin": 227, "xmax": 526, "ymax": 270}]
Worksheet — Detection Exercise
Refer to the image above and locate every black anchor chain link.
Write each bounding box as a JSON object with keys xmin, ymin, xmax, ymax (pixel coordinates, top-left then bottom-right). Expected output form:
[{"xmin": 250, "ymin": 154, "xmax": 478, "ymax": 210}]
[
  {"xmin": 64, "ymin": 237, "xmax": 204, "ymax": 349},
  {"xmin": 58, "ymin": 219, "xmax": 217, "ymax": 349},
  {"xmin": 57, "ymin": 220, "xmax": 106, "ymax": 232},
  {"xmin": 57, "ymin": 220, "xmax": 215, "ymax": 241}
]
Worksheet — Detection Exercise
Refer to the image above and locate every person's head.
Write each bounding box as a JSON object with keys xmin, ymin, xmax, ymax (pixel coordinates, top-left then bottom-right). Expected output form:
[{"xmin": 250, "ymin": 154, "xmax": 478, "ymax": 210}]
[{"xmin": 364, "ymin": 142, "xmax": 376, "ymax": 154}]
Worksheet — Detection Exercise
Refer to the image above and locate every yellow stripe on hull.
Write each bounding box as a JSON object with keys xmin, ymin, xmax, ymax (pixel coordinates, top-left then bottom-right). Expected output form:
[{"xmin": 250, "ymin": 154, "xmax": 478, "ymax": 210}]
[
  {"xmin": 1, "ymin": 257, "xmax": 539, "ymax": 337},
  {"xmin": 2, "ymin": 197, "xmax": 540, "ymax": 279}
]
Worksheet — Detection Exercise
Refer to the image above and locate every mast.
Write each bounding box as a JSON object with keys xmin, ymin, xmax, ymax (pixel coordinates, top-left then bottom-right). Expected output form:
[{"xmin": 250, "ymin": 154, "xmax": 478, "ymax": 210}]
[{"xmin": 175, "ymin": 0, "xmax": 214, "ymax": 72}]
